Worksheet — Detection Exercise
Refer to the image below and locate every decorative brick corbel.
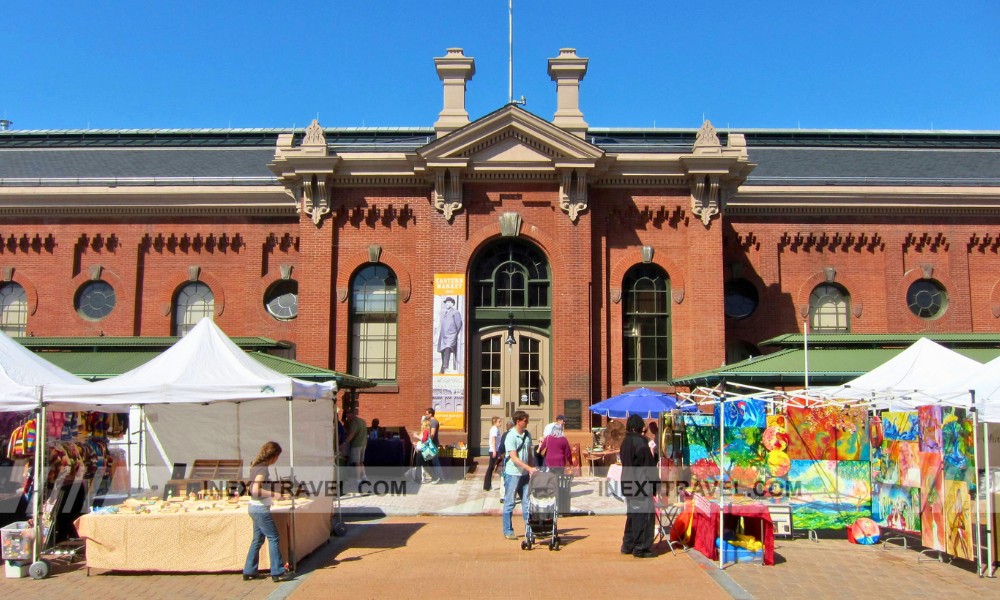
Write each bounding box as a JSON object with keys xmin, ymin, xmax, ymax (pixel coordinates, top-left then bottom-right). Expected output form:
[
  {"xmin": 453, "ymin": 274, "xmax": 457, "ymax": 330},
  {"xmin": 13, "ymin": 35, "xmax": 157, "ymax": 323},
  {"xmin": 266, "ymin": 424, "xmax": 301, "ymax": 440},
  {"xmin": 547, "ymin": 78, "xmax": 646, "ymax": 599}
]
[
  {"xmin": 433, "ymin": 167, "xmax": 463, "ymax": 221},
  {"xmin": 559, "ymin": 168, "xmax": 588, "ymax": 222}
]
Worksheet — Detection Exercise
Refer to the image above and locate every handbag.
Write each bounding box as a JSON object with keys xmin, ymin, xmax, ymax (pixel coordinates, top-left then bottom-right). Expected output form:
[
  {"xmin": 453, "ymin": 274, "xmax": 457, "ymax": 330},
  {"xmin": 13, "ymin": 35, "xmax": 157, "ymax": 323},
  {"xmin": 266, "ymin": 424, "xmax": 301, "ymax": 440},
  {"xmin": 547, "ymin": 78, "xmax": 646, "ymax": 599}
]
[{"xmin": 421, "ymin": 440, "xmax": 439, "ymax": 460}]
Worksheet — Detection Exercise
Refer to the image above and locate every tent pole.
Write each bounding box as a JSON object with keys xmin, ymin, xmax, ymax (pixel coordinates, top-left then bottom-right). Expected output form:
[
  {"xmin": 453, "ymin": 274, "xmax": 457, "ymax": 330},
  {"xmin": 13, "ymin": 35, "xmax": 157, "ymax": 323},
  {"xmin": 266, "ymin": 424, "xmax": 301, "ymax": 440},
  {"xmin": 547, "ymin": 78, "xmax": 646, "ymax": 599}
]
[
  {"xmin": 982, "ymin": 402, "xmax": 993, "ymax": 576},
  {"xmin": 31, "ymin": 393, "xmax": 45, "ymax": 564},
  {"xmin": 287, "ymin": 396, "xmax": 297, "ymax": 572},
  {"xmin": 718, "ymin": 389, "xmax": 726, "ymax": 570},
  {"xmin": 971, "ymin": 391, "xmax": 983, "ymax": 577},
  {"xmin": 803, "ymin": 320, "xmax": 809, "ymax": 390}
]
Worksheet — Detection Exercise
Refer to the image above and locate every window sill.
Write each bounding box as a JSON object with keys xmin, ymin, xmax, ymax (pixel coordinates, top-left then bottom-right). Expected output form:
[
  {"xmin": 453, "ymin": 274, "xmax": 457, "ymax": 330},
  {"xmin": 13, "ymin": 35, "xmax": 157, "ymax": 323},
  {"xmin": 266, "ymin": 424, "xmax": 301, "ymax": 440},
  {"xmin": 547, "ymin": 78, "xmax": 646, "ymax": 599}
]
[{"xmin": 363, "ymin": 384, "xmax": 399, "ymax": 394}]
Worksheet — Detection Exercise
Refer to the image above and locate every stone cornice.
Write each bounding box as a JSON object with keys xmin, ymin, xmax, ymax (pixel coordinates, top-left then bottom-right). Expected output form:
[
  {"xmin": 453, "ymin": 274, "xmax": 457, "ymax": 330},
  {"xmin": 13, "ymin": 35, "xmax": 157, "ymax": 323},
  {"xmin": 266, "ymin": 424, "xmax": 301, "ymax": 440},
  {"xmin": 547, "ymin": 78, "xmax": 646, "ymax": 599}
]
[
  {"xmin": 0, "ymin": 185, "xmax": 294, "ymax": 217},
  {"xmin": 729, "ymin": 185, "xmax": 1000, "ymax": 216}
]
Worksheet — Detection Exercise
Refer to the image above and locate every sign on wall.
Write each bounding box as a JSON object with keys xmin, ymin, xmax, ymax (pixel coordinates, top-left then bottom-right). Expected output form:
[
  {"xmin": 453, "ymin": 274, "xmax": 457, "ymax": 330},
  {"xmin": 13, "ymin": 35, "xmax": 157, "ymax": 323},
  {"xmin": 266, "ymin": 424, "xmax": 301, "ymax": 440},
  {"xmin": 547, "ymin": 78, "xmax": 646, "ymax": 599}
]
[{"xmin": 433, "ymin": 274, "xmax": 465, "ymax": 430}]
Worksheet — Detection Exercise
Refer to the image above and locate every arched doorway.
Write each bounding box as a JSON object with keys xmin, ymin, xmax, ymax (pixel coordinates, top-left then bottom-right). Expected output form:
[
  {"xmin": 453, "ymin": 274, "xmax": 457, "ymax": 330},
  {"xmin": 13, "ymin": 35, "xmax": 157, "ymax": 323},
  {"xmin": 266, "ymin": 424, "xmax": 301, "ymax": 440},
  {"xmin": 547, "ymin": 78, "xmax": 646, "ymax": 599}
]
[{"xmin": 468, "ymin": 239, "xmax": 551, "ymax": 449}]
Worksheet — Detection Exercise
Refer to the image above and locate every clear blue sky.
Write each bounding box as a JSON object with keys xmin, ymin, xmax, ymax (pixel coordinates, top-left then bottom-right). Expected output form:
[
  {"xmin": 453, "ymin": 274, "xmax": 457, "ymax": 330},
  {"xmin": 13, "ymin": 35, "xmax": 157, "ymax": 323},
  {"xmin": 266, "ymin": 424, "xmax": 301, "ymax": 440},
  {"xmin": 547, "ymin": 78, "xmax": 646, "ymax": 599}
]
[{"xmin": 4, "ymin": 1, "xmax": 999, "ymax": 131}]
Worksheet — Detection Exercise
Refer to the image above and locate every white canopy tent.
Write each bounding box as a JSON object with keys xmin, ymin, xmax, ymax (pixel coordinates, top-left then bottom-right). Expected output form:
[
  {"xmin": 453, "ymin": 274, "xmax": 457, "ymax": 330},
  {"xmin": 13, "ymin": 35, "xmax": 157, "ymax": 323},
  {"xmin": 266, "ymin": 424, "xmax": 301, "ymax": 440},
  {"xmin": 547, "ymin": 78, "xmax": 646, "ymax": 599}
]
[
  {"xmin": 792, "ymin": 337, "xmax": 984, "ymax": 409},
  {"xmin": 36, "ymin": 319, "xmax": 339, "ymax": 573},
  {"xmin": 916, "ymin": 354, "xmax": 1000, "ymax": 424},
  {"xmin": 0, "ymin": 330, "xmax": 87, "ymax": 411}
]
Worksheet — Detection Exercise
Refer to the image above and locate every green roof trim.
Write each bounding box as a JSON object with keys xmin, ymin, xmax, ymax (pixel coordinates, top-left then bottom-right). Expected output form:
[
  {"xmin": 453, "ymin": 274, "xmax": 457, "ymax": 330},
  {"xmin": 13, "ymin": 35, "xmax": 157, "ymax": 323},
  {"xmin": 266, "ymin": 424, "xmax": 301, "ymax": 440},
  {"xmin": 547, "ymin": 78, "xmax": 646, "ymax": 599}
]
[
  {"xmin": 26, "ymin": 350, "xmax": 374, "ymax": 389},
  {"xmin": 18, "ymin": 336, "xmax": 285, "ymax": 351},
  {"xmin": 760, "ymin": 333, "xmax": 1000, "ymax": 348},
  {"xmin": 671, "ymin": 346, "xmax": 1000, "ymax": 387}
]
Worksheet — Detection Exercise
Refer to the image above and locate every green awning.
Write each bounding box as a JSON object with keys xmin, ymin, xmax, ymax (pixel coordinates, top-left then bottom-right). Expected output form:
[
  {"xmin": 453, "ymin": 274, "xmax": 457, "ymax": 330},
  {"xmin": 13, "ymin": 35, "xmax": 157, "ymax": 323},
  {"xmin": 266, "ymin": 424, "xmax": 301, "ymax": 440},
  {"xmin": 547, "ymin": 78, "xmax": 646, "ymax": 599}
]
[
  {"xmin": 760, "ymin": 333, "xmax": 1000, "ymax": 349},
  {"xmin": 671, "ymin": 346, "xmax": 1000, "ymax": 387},
  {"xmin": 29, "ymin": 350, "xmax": 375, "ymax": 389}
]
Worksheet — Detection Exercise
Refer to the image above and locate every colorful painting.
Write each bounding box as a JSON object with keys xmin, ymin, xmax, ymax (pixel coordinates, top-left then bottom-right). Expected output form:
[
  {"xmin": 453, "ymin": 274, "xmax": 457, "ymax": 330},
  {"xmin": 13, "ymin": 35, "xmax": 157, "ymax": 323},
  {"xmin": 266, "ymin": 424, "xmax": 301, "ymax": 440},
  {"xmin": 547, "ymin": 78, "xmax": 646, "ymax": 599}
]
[
  {"xmin": 715, "ymin": 398, "xmax": 767, "ymax": 429},
  {"xmin": 787, "ymin": 459, "xmax": 870, "ymax": 529},
  {"xmin": 836, "ymin": 460, "xmax": 872, "ymax": 514},
  {"xmin": 941, "ymin": 408, "xmax": 976, "ymax": 489},
  {"xmin": 870, "ymin": 443, "xmax": 885, "ymax": 482},
  {"xmin": 882, "ymin": 411, "xmax": 920, "ymax": 441},
  {"xmin": 786, "ymin": 407, "xmax": 836, "ymax": 461},
  {"xmin": 897, "ymin": 441, "xmax": 921, "ymax": 488},
  {"xmin": 835, "ymin": 407, "xmax": 870, "ymax": 461},
  {"xmin": 919, "ymin": 452, "xmax": 945, "ymax": 551},
  {"xmin": 766, "ymin": 414, "xmax": 788, "ymax": 429},
  {"xmin": 873, "ymin": 483, "xmax": 921, "ymax": 534},
  {"xmin": 881, "ymin": 440, "xmax": 901, "ymax": 485},
  {"xmin": 683, "ymin": 414, "xmax": 715, "ymax": 428},
  {"xmin": 917, "ymin": 405, "xmax": 943, "ymax": 453},
  {"xmin": 720, "ymin": 423, "xmax": 766, "ymax": 492},
  {"xmin": 944, "ymin": 480, "xmax": 973, "ymax": 560},
  {"xmin": 685, "ymin": 425, "xmax": 721, "ymax": 486}
]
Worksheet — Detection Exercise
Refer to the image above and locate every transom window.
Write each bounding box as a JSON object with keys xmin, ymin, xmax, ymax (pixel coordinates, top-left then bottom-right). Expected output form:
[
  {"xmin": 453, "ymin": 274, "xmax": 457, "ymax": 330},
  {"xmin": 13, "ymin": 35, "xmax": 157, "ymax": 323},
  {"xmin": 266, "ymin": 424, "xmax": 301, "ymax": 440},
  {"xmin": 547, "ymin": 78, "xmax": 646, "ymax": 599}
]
[
  {"xmin": 623, "ymin": 264, "xmax": 671, "ymax": 384},
  {"xmin": 907, "ymin": 279, "xmax": 947, "ymax": 319},
  {"xmin": 350, "ymin": 265, "xmax": 398, "ymax": 382},
  {"xmin": 809, "ymin": 283, "xmax": 850, "ymax": 333},
  {"xmin": 0, "ymin": 282, "xmax": 27, "ymax": 337},
  {"xmin": 173, "ymin": 282, "xmax": 214, "ymax": 336},
  {"xmin": 76, "ymin": 281, "xmax": 116, "ymax": 321},
  {"xmin": 473, "ymin": 240, "xmax": 550, "ymax": 309}
]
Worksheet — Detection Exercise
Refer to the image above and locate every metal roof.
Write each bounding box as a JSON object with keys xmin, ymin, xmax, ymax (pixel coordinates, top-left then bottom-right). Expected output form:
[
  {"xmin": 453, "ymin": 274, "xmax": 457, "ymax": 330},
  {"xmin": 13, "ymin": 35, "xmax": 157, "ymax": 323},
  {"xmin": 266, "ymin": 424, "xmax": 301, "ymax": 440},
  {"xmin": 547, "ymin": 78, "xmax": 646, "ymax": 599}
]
[
  {"xmin": 670, "ymin": 346, "xmax": 1000, "ymax": 387},
  {"xmin": 3, "ymin": 127, "xmax": 1000, "ymax": 187},
  {"xmin": 760, "ymin": 333, "xmax": 1000, "ymax": 348}
]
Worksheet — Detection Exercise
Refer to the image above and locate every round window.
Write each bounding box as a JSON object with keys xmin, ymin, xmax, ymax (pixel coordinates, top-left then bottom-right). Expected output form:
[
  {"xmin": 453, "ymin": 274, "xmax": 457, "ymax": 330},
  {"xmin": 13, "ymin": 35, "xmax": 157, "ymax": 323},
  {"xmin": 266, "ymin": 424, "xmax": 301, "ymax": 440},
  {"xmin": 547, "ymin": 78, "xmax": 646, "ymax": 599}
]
[
  {"xmin": 76, "ymin": 281, "xmax": 116, "ymax": 320},
  {"xmin": 724, "ymin": 279, "xmax": 759, "ymax": 319},
  {"xmin": 907, "ymin": 279, "xmax": 947, "ymax": 319},
  {"xmin": 265, "ymin": 280, "xmax": 298, "ymax": 320}
]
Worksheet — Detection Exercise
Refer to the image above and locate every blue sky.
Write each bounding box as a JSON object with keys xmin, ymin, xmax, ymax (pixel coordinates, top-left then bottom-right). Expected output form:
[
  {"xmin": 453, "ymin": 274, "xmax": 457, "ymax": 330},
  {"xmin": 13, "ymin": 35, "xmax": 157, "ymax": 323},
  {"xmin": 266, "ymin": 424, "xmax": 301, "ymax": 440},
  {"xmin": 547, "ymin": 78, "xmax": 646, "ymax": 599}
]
[{"xmin": 4, "ymin": 1, "xmax": 999, "ymax": 131}]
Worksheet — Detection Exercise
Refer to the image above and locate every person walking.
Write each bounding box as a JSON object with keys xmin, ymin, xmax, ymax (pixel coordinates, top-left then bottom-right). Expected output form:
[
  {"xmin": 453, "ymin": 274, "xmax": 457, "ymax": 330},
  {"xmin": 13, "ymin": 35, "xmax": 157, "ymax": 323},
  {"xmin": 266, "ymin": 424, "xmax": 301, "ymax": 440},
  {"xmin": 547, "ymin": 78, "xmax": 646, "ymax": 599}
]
[
  {"xmin": 424, "ymin": 408, "xmax": 446, "ymax": 483},
  {"xmin": 483, "ymin": 416, "xmax": 503, "ymax": 491},
  {"xmin": 341, "ymin": 409, "xmax": 369, "ymax": 486},
  {"xmin": 242, "ymin": 441, "xmax": 295, "ymax": 582},
  {"xmin": 539, "ymin": 423, "xmax": 572, "ymax": 475},
  {"xmin": 501, "ymin": 410, "xmax": 537, "ymax": 540},
  {"xmin": 620, "ymin": 415, "xmax": 657, "ymax": 558}
]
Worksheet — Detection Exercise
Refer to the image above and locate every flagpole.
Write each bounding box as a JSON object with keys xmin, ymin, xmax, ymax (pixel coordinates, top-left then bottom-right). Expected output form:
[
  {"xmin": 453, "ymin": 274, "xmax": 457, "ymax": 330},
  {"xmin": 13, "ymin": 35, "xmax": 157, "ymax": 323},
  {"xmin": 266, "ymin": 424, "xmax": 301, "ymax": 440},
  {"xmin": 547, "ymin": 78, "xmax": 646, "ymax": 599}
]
[{"xmin": 508, "ymin": 0, "xmax": 514, "ymax": 104}]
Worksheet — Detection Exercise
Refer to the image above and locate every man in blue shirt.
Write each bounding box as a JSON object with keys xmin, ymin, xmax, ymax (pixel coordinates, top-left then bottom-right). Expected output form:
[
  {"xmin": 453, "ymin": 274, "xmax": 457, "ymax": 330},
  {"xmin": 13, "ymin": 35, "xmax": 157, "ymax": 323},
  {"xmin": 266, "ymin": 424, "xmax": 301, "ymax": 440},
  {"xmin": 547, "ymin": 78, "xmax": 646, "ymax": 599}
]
[{"xmin": 501, "ymin": 410, "xmax": 538, "ymax": 540}]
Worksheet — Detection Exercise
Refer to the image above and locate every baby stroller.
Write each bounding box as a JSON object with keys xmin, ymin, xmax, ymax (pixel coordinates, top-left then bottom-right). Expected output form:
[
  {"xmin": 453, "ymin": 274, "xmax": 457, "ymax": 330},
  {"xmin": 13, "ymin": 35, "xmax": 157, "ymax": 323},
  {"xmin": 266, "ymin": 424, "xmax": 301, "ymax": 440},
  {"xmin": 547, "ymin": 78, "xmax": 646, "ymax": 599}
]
[{"xmin": 520, "ymin": 471, "xmax": 560, "ymax": 551}]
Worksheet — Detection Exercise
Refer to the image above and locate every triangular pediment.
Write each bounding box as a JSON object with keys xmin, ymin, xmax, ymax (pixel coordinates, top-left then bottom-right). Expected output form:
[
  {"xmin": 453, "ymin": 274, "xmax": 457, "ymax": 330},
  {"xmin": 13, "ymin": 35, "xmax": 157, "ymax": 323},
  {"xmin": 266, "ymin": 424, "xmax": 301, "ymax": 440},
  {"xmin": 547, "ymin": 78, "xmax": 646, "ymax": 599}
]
[{"xmin": 418, "ymin": 105, "xmax": 604, "ymax": 171}]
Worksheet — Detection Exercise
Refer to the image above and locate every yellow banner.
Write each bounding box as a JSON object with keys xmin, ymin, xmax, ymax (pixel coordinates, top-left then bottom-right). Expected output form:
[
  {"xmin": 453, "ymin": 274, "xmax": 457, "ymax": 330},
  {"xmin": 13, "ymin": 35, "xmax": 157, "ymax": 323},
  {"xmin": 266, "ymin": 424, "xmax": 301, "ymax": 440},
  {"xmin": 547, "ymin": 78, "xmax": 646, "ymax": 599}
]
[{"xmin": 434, "ymin": 274, "xmax": 466, "ymax": 296}]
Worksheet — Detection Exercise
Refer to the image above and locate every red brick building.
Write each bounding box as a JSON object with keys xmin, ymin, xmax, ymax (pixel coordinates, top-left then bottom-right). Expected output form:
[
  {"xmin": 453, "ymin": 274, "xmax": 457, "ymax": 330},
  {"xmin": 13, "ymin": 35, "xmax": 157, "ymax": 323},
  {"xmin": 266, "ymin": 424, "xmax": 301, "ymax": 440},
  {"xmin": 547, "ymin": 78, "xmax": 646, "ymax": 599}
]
[{"xmin": 2, "ymin": 48, "xmax": 999, "ymax": 450}]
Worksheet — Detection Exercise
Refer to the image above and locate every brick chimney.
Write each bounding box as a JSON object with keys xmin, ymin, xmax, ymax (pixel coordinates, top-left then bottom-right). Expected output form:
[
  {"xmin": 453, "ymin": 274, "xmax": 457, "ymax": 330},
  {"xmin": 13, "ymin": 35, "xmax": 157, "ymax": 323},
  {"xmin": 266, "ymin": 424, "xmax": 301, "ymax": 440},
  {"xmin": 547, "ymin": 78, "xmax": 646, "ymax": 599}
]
[
  {"xmin": 433, "ymin": 48, "xmax": 476, "ymax": 138},
  {"xmin": 547, "ymin": 48, "xmax": 589, "ymax": 138}
]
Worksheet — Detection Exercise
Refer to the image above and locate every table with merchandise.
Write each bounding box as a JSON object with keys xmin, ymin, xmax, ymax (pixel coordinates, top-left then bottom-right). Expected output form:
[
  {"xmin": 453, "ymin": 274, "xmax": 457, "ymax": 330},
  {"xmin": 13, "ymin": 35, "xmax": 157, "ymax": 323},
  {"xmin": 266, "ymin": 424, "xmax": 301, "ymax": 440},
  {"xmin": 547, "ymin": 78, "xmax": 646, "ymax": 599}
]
[{"xmin": 74, "ymin": 494, "xmax": 332, "ymax": 573}]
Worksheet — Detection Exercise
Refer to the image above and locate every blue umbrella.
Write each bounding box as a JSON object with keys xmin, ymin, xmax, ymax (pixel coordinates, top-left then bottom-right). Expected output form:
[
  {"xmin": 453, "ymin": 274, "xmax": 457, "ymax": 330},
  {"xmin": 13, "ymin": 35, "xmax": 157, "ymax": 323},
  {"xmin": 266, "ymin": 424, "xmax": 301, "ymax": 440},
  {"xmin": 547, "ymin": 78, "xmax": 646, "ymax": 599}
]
[{"xmin": 589, "ymin": 387, "xmax": 697, "ymax": 419}]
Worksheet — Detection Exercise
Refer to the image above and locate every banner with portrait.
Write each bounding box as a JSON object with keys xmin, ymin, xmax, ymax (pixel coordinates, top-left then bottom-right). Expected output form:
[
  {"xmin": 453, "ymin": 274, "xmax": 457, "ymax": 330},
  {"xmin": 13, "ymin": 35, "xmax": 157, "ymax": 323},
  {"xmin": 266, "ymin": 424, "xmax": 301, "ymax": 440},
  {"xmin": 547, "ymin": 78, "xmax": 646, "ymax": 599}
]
[{"xmin": 433, "ymin": 274, "xmax": 465, "ymax": 430}]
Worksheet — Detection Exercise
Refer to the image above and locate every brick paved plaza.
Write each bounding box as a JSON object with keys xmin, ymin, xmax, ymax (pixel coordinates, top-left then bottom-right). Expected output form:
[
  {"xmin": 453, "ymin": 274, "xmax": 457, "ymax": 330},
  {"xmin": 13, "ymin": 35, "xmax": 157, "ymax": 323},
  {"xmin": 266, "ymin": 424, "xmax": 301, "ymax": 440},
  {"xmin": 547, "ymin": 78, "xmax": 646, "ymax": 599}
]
[{"xmin": 1, "ymin": 476, "xmax": 996, "ymax": 599}]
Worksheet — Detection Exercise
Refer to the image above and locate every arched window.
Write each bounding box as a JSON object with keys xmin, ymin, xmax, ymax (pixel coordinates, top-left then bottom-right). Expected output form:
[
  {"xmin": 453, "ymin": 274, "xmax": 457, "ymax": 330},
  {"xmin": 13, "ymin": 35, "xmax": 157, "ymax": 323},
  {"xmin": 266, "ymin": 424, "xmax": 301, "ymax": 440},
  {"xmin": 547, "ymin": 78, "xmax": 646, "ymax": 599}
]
[
  {"xmin": 623, "ymin": 264, "xmax": 671, "ymax": 384},
  {"xmin": 173, "ymin": 282, "xmax": 214, "ymax": 336},
  {"xmin": 0, "ymin": 282, "xmax": 28, "ymax": 336},
  {"xmin": 809, "ymin": 283, "xmax": 850, "ymax": 333},
  {"xmin": 350, "ymin": 265, "xmax": 397, "ymax": 382},
  {"xmin": 472, "ymin": 240, "xmax": 550, "ymax": 309}
]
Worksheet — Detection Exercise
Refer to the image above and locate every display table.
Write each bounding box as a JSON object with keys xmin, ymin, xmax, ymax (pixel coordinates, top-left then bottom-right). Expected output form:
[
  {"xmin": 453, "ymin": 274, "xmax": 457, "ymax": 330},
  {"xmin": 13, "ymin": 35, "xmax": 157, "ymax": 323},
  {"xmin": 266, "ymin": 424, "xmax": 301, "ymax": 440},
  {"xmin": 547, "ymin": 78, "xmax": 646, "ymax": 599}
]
[
  {"xmin": 690, "ymin": 496, "xmax": 776, "ymax": 566},
  {"xmin": 364, "ymin": 439, "xmax": 407, "ymax": 467},
  {"xmin": 74, "ymin": 496, "xmax": 332, "ymax": 573},
  {"xmin": 582, "ymin": 449, "xmax": 617, "ymax": 477}
]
